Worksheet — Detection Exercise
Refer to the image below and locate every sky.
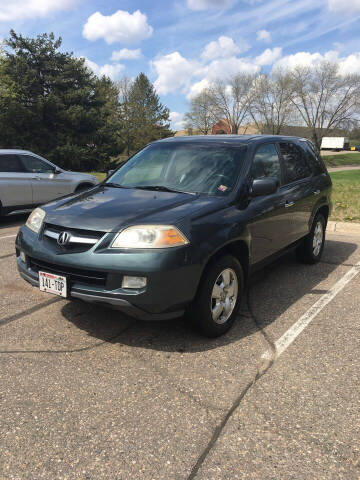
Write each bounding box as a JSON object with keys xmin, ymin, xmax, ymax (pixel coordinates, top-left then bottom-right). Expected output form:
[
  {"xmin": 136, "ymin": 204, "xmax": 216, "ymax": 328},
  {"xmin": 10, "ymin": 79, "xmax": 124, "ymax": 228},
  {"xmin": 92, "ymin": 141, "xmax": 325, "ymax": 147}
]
[{"xmin": 1, "ymin": 0, "xmax": 360, "ymax": 130}]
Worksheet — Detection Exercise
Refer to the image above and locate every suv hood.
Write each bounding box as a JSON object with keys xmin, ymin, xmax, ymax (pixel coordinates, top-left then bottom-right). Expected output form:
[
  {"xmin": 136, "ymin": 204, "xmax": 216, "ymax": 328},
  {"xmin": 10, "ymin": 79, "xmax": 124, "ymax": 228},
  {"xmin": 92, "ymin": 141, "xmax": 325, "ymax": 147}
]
[{"xmin": 43, "ymin": 185, "xmax": 220, "ymax": 232}]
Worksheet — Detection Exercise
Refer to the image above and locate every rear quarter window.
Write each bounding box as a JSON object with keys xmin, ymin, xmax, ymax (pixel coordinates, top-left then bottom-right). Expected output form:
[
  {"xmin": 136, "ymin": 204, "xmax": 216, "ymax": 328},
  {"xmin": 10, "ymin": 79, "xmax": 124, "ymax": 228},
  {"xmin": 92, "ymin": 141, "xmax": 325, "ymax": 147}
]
[{"xmin": 303, "ymin": 141, "xmax": 325, "ymax": 175}]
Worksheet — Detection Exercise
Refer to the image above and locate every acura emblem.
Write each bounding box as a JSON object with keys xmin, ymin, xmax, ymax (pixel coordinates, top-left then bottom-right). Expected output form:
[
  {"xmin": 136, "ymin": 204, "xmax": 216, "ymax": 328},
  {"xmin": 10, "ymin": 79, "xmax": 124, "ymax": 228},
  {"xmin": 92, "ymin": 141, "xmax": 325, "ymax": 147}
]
[{"xmin": 57, "ymin": 231, "xmax": 71, "ymax": 246}]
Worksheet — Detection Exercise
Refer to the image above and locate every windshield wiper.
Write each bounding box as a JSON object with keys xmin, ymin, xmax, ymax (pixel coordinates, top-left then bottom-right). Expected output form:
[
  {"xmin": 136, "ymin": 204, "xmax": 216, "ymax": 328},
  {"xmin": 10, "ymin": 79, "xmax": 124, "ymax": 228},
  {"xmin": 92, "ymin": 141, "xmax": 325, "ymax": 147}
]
[
  {"xmin": 133, "ymin": 185, "xmax": 196, "ymax": 195},
  {"xmin": 105, "ymin": 183, "xmax": 129, "ymax": 189}
]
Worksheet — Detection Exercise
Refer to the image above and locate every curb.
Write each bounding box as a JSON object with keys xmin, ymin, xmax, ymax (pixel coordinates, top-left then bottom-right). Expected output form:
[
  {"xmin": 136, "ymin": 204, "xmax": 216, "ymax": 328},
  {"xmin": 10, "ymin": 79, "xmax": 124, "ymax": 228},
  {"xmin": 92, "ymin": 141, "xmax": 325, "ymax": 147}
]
[{"xmin": 327, "ymin": 221, "xmax": 360, "ymax": 235}]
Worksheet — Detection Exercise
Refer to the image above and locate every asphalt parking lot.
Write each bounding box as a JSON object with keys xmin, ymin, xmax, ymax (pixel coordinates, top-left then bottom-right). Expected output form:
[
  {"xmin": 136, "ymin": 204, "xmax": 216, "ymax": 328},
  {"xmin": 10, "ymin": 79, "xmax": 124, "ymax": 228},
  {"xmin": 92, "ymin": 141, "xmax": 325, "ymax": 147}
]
[{"xmin": 0, "ymin": 215, "xmax": 359, "ymax": 480}]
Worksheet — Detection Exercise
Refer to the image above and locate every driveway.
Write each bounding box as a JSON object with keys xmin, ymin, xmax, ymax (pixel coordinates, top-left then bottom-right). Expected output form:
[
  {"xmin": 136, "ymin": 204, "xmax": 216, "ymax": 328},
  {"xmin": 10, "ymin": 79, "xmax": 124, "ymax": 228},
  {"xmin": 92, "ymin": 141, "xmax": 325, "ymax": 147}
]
[{"xmin": 0, "ymin": 215, "xmax": 359, "ymax": 479}]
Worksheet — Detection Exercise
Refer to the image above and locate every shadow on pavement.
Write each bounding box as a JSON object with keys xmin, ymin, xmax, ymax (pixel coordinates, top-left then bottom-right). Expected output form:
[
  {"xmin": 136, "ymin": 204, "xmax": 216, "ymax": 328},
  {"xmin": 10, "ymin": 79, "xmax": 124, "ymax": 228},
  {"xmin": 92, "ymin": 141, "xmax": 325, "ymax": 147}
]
[
  {"xmin": 0, "ymin": 214, "xmax": 28, "ymax": 231},
  {"xmin": 60, "ymin": 238, "xmax": 358, "ymax": 353}
]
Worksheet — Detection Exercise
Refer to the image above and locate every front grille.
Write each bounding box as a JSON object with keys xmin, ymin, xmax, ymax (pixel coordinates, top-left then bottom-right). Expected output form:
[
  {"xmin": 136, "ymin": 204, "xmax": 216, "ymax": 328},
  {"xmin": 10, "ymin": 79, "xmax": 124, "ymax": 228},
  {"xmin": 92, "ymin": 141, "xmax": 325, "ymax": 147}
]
[
  {"xmin": 28, "ymin": 256, "xmax": 107, "ymax": 286},
  {"xmin": 43, "ymin": 223, "xmax": 105, "ymax": 253}
]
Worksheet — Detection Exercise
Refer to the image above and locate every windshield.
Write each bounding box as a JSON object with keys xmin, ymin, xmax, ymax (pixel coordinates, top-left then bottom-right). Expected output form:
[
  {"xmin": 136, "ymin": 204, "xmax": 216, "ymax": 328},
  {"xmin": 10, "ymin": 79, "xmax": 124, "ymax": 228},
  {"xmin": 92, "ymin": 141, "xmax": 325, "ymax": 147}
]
[{"xmin": 106, "ymin": 142, "xmax": 248, "ymax": 196}]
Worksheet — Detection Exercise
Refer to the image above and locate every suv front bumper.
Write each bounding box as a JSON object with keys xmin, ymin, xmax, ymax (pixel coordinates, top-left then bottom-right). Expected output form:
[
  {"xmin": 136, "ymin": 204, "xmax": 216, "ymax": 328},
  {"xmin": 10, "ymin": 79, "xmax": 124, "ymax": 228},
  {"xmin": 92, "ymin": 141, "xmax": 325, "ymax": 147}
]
[{"xmin": 16, "ymin": 227, "xmax": 202, "ymax": 321}]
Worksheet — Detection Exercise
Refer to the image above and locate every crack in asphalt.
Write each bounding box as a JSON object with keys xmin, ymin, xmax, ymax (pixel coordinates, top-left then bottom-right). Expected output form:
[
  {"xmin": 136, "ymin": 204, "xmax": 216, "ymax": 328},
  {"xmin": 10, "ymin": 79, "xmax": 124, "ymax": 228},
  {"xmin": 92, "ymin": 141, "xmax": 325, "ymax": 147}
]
[
  {"xmin": 186, "ymin": 285, "xmax": 277, "ymax": 480},
  {"xmin": 0, "ymin": 298, "xmax": 62, "ymax": 327},
  {"xmin": 1, "ymin": 250, "xmax": 358, "ymax": 478},
  {"xmin": 0, "ymin": 300, "xmax": 135, "ymax": 353},
  {"xmin": 0, "ymin": 322, "xmax": 134, "ymax": 355},
  {"xmin": 0, "ymin": 253, "xmax": 15, "ymax": 260},
  {"xmin": 186, "ymin": 256, "xmax": 360, "ymax": 479}
]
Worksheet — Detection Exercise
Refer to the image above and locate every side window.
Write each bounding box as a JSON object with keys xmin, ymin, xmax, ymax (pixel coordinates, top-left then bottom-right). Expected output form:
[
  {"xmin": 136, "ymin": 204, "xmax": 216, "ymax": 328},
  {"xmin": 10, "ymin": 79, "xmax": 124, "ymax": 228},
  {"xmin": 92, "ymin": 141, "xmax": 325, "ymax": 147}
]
[
  {"xmin": 303, "ymin": 141, "xmax": 325, "ymax": 175},
  {"xmin": 251, "ymin": 143, "xmax": 281, "ymax": 182},
  {"xmin": 279, "ymin": 142, "xmax": 312, "ymax": 183},
  {"xmin": 20, "ymin": 155, "xmax": 54, "ymax": 174},
  {"xmin": 0, "ymin": 154, "xmax": 25, "ymax": 172}
]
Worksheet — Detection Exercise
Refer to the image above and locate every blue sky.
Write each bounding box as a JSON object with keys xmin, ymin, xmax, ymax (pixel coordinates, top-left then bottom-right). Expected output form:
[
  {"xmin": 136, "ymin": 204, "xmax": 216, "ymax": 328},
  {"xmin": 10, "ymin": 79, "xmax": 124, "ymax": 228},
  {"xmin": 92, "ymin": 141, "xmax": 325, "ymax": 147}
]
[{"xmin": 1, "ymin": 0, "xmax": 360, "ymax": 129}]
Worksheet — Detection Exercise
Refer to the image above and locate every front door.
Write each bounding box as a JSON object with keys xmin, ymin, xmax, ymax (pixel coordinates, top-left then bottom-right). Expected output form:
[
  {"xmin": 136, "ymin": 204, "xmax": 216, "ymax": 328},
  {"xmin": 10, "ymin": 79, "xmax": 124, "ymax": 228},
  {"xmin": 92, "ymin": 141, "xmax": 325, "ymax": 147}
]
[{"xmin": 20, "ymin": 155, "xmax": 71, "ymax": 204}]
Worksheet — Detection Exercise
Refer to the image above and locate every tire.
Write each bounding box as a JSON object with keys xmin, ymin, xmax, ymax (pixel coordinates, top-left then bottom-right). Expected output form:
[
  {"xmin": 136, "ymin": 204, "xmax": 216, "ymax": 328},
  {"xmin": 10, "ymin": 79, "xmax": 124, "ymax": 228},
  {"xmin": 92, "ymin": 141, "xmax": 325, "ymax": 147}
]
[
  {"xmin": 296, "ymin": 213, "xmax": 326, "ymax": 264},
  {"xmin": 188, "ymin": 255, "xmax": 244, "ymax": 337}
]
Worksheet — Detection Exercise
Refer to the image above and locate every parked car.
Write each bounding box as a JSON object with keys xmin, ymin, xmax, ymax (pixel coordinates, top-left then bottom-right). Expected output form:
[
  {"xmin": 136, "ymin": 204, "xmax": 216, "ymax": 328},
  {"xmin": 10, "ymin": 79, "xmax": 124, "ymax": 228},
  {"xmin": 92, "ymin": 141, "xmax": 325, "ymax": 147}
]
[
  {"xmin": 0, "ymin": 149, "xmax": 98, "ymax": 216},
  {"xmin": 16, "ymin": 135, "xmax": 332, "ymax": 337}
]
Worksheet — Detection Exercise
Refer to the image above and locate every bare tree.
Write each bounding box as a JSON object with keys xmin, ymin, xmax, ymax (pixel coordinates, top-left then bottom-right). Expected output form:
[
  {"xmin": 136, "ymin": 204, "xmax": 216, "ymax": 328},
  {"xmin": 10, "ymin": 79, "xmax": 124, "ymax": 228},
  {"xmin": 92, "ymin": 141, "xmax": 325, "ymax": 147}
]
[
  {"xmin": 184, "ymin": 89, "xmax": 215, "ymax": 135},
  {"xmin": 289, "ymin": 61, "xmax": 360, "ymax": 150},
  {"xmin": 249, "ymin": 71, "xmax": 294, "ymax": 135},
  {"xmin": 208, "ymin": 73, "xmax": 254, "ymax": 134},
  {"xmin": 117, "ymin": 76, "xmax": 134, "ymax": 156}
]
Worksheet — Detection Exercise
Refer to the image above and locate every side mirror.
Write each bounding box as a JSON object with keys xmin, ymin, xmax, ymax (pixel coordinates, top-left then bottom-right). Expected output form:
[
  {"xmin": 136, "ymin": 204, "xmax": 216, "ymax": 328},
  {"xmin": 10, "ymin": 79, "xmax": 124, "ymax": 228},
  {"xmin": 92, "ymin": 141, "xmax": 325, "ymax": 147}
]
[
  {"xmin": 54, "ymin": 167, "xmax": 61, "ymax": 175},
  {"xmin": 251, "ymin": 177, "xmax": 279, "ymax": 197}
]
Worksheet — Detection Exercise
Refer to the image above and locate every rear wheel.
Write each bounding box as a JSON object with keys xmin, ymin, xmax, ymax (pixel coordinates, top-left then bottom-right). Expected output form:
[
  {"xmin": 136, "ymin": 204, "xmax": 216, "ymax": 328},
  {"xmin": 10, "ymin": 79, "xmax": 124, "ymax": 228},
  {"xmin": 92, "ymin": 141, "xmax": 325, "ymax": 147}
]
[
  {"xmin": 296, "ymin": 213, "xmax": 326, "ymax": 264},
  {"xmin": 189, "ymin": 255, "xmax": 244, "ymax": 337}
]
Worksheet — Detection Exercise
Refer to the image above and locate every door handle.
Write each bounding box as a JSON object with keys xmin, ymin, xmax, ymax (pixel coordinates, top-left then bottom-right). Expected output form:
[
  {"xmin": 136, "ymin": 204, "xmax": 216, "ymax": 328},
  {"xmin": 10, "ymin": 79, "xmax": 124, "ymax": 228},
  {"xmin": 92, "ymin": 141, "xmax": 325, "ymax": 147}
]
[
  {"xmin": 313, "ymin": 190, "xmax": 320, "ymax": 195},
  {"xmin": 284, "ymin": 201, "xmax": 295, "ymax": 208}
]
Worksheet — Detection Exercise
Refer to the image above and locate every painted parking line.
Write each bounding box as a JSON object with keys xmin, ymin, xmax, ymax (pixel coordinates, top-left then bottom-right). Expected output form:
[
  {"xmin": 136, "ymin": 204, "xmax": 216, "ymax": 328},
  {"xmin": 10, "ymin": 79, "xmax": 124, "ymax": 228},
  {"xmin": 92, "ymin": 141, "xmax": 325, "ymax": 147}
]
[
  {"xmin": 262, "ymin": 260, "xmax": 360, "ymax": 361},
  {"xmin": 0, "ymin": 234, "xmax": 17, "ymax": 240}
]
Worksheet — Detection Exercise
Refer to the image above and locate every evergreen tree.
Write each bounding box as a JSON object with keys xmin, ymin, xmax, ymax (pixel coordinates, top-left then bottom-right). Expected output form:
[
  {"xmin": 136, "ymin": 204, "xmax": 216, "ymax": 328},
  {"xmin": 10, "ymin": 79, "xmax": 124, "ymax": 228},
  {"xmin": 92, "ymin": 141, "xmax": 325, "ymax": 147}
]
[
  {"xmin": 125, "ymin": 73, "xmax": 172, "ymax": 154},
  {"xmin": 0, "ymin": 30, "xmax": 121, "ymax": 171}
]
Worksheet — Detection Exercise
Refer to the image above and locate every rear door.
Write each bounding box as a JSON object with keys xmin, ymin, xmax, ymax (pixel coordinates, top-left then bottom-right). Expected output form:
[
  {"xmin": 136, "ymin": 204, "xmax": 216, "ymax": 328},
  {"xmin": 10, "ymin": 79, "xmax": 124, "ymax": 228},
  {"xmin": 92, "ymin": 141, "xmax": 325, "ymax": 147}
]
[
  {"xmin": 0, "ymin": 154, "xmax": 33, "ymax": 208},
  {"xmin": 247, "ymin": 142, "xmax": 293, "ymax": 263},
  {"xmin": 20, "ymin": 154, "xmax": 71, "ymax": 204},
  {"xmin": 278, "ymin": 141, "xmax": 314, "ymax": 243}
]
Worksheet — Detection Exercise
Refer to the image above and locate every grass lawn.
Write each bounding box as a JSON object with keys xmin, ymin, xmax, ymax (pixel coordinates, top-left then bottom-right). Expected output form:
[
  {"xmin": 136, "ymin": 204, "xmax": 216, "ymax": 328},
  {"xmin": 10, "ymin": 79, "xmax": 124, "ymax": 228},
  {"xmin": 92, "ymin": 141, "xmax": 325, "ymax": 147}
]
[
  {"xmin": 86, "ymin": 171, "xmax": 106, "ymax": 182},
  {"xmin": 330, "ymin": 170, "xmax": 360, "ymax": 222},
  {"xmin": 321, "ymin": 152, "xmax": 360, "ymax": 167}
]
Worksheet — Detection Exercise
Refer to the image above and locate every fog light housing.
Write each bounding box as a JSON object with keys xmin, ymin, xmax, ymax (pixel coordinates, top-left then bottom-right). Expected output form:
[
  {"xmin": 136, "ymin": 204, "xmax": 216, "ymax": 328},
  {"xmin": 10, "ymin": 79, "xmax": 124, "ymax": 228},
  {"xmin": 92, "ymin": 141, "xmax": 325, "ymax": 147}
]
[
  {"xmin": 121, "ymin": 276, "xmax": 147, "ymax": 289},
  {"xmin": 20, "ymin": 251, "xmax": 26, "ymax": 263}
]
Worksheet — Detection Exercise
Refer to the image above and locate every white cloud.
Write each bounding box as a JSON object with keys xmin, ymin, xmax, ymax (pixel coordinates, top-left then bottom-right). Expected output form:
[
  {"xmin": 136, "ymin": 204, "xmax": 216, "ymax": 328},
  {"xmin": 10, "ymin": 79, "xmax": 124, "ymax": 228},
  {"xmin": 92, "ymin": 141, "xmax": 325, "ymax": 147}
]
[
  {"xmin": 255, "ymin": 47, "xmax": 282, "ymax": 66},
  {"xmin": 201, "ymin": 36, "xmax": 249, "ymax": 61},
  {"xmin": 328, "ymin": 0, "xmax": 360, "ymax": 12},
  {"xmin": 83, "ymin": 10, "xmax": 153, "ymax": 45},
  {"xmin": 170, "ymin": 112, "xmax": 185, "ymax": 130},
  {"xmin": 272, "ymin": 49, "xmax": 360, "ymax": 76},
  {"xmin": 202, "ymin": 56, "xmax": 260, "ymax": 80},
  {"xmin": 0, "ymin": 0, "xmax": 79, "ymax": 21},
  {"xmin": 187, "ymin": 79, "xmax": 211, "ymax": 99},
  {"xmin": 83, "ymin": 58, "xmax": 124, "ymax": 80},
  {"xmin": 187, "ymin": 0, "xmax": 234, "ymax": 10},
  {"xmin": 153, "ymin": 47, "xmax": 260, "ymax": 96},
  {"xmin": 152, "ymin": 52, "xmax": 199, "ymax": 95},
  {"xmin": 338, "ymin": 53, "xmax": 360, "ymax": 75},
  {"xmin": 111, "ymin": 48, "xmax": 142, "ymax": 61},
  {"xmin": 256, "ymin": 29, "xmax": 271, "ymax": 43}
]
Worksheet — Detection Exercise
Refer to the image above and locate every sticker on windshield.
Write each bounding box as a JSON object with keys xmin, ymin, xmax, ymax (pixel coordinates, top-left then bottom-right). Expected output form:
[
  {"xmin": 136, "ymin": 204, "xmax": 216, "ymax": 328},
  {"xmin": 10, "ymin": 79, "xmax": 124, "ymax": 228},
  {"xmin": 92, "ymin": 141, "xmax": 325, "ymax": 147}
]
[{"xmin": 218, "ymin": 185, "xmax": 228, "ymax": 192}]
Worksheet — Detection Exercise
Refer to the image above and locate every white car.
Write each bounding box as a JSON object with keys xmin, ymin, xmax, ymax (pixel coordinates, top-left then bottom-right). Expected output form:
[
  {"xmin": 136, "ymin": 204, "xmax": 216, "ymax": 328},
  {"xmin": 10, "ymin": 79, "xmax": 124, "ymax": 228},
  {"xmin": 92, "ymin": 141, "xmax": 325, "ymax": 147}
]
[{"xmin": 0, "ymin": 149, "xmax": 99, "ymax": 216}]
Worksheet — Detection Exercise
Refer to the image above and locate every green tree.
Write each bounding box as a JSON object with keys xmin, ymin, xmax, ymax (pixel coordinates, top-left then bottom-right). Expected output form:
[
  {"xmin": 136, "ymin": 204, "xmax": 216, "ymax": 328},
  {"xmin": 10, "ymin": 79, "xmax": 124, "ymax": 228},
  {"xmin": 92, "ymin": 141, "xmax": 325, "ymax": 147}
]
[
  {"xmin": 124, "ymin": 73, "xmax": 172, "ymax": 154},
  {"xmin": 0, "ymin": 30, "xmax": 121, "ymax": 171}
]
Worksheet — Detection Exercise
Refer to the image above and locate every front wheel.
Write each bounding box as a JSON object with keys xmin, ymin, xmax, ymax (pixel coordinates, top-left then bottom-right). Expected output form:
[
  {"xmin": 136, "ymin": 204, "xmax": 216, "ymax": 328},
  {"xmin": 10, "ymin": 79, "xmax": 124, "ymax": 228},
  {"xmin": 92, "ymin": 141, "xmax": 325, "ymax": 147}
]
[
  {"xmin": 189, "ymin": 255, "xmax": 244, "ymax": 337},
  {"xmin": 296, "ymin": 213, "xmax": 326, "ymax": 264}
]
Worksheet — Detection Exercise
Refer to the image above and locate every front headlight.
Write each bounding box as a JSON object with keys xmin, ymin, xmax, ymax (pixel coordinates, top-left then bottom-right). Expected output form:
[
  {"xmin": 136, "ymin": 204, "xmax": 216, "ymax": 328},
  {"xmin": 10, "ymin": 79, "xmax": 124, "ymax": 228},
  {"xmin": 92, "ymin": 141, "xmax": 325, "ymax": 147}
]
[
  {"xmin": 26, "ymin": 208, "xmax": 46, "ymax": 234},
  {"xmin": 111, "ymin": 225, "xmax": 189, "ymax": 249}
]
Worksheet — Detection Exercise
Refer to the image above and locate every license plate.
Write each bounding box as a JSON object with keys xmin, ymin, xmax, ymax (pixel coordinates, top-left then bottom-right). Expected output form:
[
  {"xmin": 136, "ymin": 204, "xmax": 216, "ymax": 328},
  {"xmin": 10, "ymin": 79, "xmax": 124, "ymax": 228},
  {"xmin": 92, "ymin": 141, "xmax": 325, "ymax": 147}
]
[{"xmin": 39, "ymin": 271, "xmax": 67, "ymax": 298}]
